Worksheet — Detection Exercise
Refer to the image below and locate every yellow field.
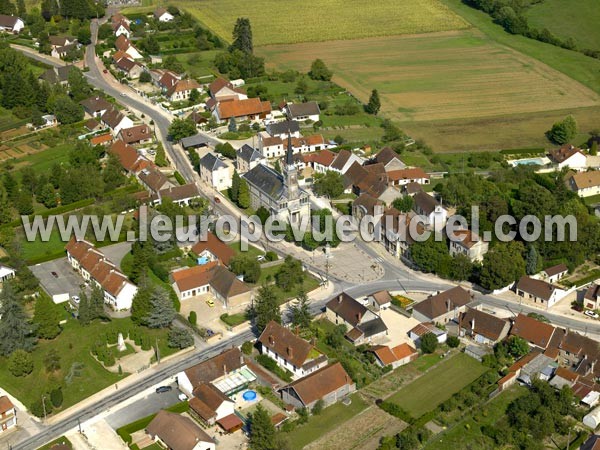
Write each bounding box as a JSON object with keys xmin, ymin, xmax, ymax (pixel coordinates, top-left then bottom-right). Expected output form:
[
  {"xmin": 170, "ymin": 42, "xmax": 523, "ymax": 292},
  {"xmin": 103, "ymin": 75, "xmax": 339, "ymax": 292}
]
[{"xmin": 181, "ymin": 0, "xmax": 469, "ymax": 46}]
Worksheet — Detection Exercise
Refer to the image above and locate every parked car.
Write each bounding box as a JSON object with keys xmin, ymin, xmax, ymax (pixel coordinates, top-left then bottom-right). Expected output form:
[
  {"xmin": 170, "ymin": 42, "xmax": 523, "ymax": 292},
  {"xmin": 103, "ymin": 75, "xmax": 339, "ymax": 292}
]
[
  {"xmin": 214, "ymin": 197, "xmax": 221, "ymax": 203},
  {"xmin": 120, "ymin": 92, "xmax": 127, "ymax": 97},
  {"xmin": 206, "ymin": 298, "xmax": 215, "ymax": 307},
  {"xmin": 155, "ymin": 386, "xmax": 172, "ymax": 394},
  {"xmin": 71, "ymin": 295, "xmax": 80, "ymax": 304},
  {"xmin": 51, "ymin": 271, "xmax": 58, "ymax": 278},
  {"xmin": 584, "ymin": 310, "xmax": 599, "ymax": 319},
  {"xmin": 178, "ymin": 393, "xmax": 188, "ymax": 401},
  {"xmin": 103, "ymin": 69, "xmax": 108, "ymax": 74}
]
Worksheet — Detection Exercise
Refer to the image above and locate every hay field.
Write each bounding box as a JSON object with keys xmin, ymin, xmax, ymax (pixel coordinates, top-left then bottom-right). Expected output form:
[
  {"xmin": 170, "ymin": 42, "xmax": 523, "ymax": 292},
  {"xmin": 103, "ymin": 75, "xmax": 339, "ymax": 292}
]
[
  {"xmin": 258, "ymin": 30, "xmax": 599, "ymax": 123},
  {"xmin": 181, "ymin": 0, "xmax": 469, "ymax": 46}
]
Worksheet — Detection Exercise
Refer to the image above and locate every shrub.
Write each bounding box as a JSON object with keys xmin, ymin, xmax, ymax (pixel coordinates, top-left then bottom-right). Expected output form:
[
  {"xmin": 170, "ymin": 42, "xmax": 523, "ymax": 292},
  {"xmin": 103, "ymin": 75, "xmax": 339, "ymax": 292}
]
[
  {"xmin": 241, "ymin": 341, "xmax": 254, "ymax": 355},
  {"xmin": 265, "ymin": 251, "xmax": 278, "ymax": 262},
  {"xmin": 50, "ymin": 388, "xmax": 63, "ymax": 408},
  {"xmin": 446, "ymin": 336, "xmax": 460, "ymax": 348},
  {"xmin": 30, "ymin": 396, "xmax": 53, "ymax": 418},
  {"xmin": 8, "ymin": 350, "xmax": 34, "ymax": 377},
  {"xmin": 420, "ymin": 332, "xmax": 438, "ymax": 354},
  {"xmin": 167, "ymin": 328, "xmax": 194, "ymax": 349},
  {"xmin": 188, "ymin": 311, "xmax": 197, "ymax": 325}
]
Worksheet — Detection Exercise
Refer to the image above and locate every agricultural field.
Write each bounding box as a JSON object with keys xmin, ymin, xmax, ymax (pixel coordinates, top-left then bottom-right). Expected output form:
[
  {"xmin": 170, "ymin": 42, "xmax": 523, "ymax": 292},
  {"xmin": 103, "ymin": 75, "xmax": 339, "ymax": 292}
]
[
  {"xmin": 305, "ymin": 406, "xmax": 406, "ymax": 450},
  {"xmin": 387, "ymin": 352, "xmax": 487, "ymax": 418},
  {"xmin": 525, "ymin": 0, "xmax": 600, "ymax": 52},
  {"xmin": 259, "ymin": 29, "xmax": 600, "ymax": 151},
  {"xmin": 180, "ymin": 0, "xmax": 469, "ymax": 46}
]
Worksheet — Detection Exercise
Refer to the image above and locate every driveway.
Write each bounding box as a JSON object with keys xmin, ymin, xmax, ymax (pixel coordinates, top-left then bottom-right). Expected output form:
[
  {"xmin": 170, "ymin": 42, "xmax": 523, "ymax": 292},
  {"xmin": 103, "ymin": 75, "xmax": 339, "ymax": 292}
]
[
  {"xmin": 379, "ymin": 308, "xmax": 420, "ymax": 347},
  {"xmin": 29, "ymin": 257, "xmax": 86, "ymax": 299},
  {"xmin": 100, "ymin": 241, "xmax": 132, "ymax": 271}
]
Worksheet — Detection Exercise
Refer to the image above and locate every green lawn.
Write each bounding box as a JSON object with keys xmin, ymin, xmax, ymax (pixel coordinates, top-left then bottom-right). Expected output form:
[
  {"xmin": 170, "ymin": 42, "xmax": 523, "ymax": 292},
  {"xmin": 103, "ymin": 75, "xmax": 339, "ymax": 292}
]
[
  {"xmin": 228, "ymin": 240, "xmax": 264, "ymax": 259},
  {"xmin": 387, "ymin": 352, "xmax": 487, "ymax": 418},
  {"xmin": 284, "ymin": 393, "xmax": 369, "ymax": 450},
  {"xmin": 171, "ymin": 50, "xmax": 220, "ymax": 79},
  {"xmin": 0, "ymin": 314, "xmax": 177, "ymax": 414},
  {"xmin": 0, "ymin": 106, "xmax": 27, "ymax": 132},
  {"xmin": 20, "ymin": 228, "xmax": 69, "ymax": 264},
  {"xmin": 220, "ymin": 312, "xmax": 248, "ymax": 327},
  {"xmin": 10, "ymin": 143, "xmax": 72, "ymax": 173},
  {"xmin": 525, "ymin": 0, "xmax": 600, "ymax": 51},
  {"xmin": 37, "ymin": 436, "xmax": 73, "ymax": 450},
  {"xmin": 442, "ymin": 0, "xmax": 600, "ymax": 94},
  {"xmin": 425, "ymin": 385, "xmax": 526, "ymax": 449}
]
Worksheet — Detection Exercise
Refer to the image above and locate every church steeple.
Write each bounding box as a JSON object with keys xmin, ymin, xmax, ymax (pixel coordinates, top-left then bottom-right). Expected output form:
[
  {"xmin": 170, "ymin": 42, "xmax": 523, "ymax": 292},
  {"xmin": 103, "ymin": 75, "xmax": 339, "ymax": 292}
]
[{"xmin": 284, "ymin": 128, "xmax": 298, "ymax": 200}]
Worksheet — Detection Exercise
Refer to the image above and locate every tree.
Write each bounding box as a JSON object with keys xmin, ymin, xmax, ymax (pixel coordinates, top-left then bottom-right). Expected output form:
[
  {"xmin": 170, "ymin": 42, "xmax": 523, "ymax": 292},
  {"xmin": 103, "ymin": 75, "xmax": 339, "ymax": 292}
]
[
  {"xmin": 215, "ymin": 142, "xmax": 236, "ymax": 159},
  {"xmin": 228, "ymin": 117, "xmax": 237, "ymax": 132},
  {"xmin": 241, "ymin": 341, "xmax": 254, "ymax": 355},
  {"xmin": 591, "ymin": 140, "xmax": 599, "ymax": 156},
  {"xmin": 231, "ymin": 170, "xmax": 241, "ymax": 203},
  {"xmin": 295, "ymin": 78, "xmax": 308, "ymax": 96},
  {"xmin": 43, "ymin": 348, "xmax": 61, "ymax": 372},
  {"xmin": 392, "ymin": 195, "xmax": 413, "ymax": 213},
  {"xmin": 273, "ymin": 160, "xmax": 282, "ymax": 174},
  {"xmin": 365, "ymin": 89, "xmax": 381, "ymax": 115},
  {"xmin": 16, "ymin": 190, "xmax": 33, "ymax": 215},
  {"xmin": 8, "ymin": 349, "xmax": 33, "ymax": 377},
  {"xmin": 77, "ymin": 291, "xmax": 92, "ymax": 326},
  {"xmin": 447, "ymin": 336, "xmax": 460, "ymax": 348},
  {"xmin": 289, "ymin": 288, "xmax": 311, "ymax": 330},
  {"xmin": 507, "ymin": 336, "xmax": 529, "ymax": 358},
  {"xmin": 0, "ymin": 282, "xmax": 37, "ymax": 356},
  {"xmin": 248, "ymin": 403, "xmax": 277, "ymax": 450},
  {"xmin": 231, "ymin": 17, "xmax": 253, "ymax": 54},
  {"xmin": 167, "ymin": 328, "xmax": 194, "ymax": 349},
  {"xmin": 141, "ymin": 35, "xmax": 160, "ymax": 54},
  {"xmin": 309, "ymin": 59, "xmax": 332, "ymax": 81},
  {"xmin": 144, "ymin": 285, "xmax": 176, "ymax": 328},
  {"xmin": 252, "ymin": 285, "xmax": 280, "ymax": 333},
  {"xmin": 77, "ymin": 26, "xmax": 91, "ymax": 45},
  {"xmin": 275, "ymin": 256, "xmax": 304, "ymax": 291},
  {"xmin": 238, "ymin": 178, "xmax": 250, "ymax": 208},
  {"xmin": 139, "ymin": 71, "xmax": 152, "ymax": 83},
  {"xmin": 450, "ymin": 254, "xmax": 473, "ymax": 282},
  {"xmin": 188, "ymin": 311, "xmax": 197, "ymax": 325},
  {"xmin": 230, "ymin": 254, "xmax": 261, "ymax": 283},
  {"xmin": 31, "ymin": 108, "xmax": 45, "ymax": 127},
  {"xmin": 313, "ymin": 171, "xmax": 344, "ymax": 198},
  {"xmin": 420, "ymin": 332, "xmax": 438, "ymax": 354},
  {"xmin": 256, "ymin": 206, "xmax": 270, "ymax": 225},
  {"xmin": 131, "ymin": 278, "xmax": 152, "ymax": 325},
  {"xmin": 526, "ymin": 244, "xmax": 541, "ymax": 275},
  {"xmin": 33, "ymin": 295, "xmax": 62, "ymax": 339},
  {"xmin": 154, "ymin": 143, "xmax": 167, "ymax": 166},
  {"xmin": 16, "ymin": 0, "xmax": 24, "ymax": 16},
  {"xmin": 312, "ymin": 399, "xmax": 324, "ymax": 415},
  {"xmin": 546, "ymin": 115, "xmax": 578, "ymax": 144},
  {"xmin": 89, "ymin": 285, "xmax": 106, "ymax": 321},
  {"xmin": 189, "ymin": 87, "xmax": 200, "ymax": 103},
  {"xmin": 53, "ymin": 95, "xmax": 84, "ymax": 124},
  {"xmin": 50, "ymin": 387, "xmax": 63, "ymax": 408},
  {"xmin": 479, "ymin": 242, "xmax": 526, "ymax": 290},
  {"xmin": 168, "ymin": 117, "xmax": 197, "ymax": 141},
  {"xmin": 411, "ymin": 236, "xmax": 451, "ymax": 278}
]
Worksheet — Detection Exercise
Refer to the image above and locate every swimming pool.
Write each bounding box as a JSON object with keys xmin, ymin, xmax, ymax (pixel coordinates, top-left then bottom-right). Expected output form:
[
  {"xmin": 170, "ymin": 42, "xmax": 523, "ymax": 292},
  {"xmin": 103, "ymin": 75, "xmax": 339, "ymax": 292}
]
[
  {"xmin": 509, "ymin": 157, "xmax": 550, "ymax": 167},
  {"xmin": 242, "ymin": 390, "xmax": 257, "ymax": 401}
]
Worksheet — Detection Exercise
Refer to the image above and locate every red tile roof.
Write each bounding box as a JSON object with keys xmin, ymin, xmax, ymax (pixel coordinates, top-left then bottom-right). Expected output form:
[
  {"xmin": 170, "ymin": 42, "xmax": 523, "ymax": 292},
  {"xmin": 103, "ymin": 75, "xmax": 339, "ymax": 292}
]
[
  {"xmin": 217, "ymin": 98, "xmax": 271, "ymax": 120},
  {"xmin": 510, "ymin": 314, "xmax": 555, "ymax": 349},
  {"xmin": 191, "ymin": 232, "xmax": 235, "ymax": 265},
  {"xmin": 387, "ymin": 167, "xmax": 429, "ymax": 182},
  {"xmin": 109, "ymin": 140, "xmax": 142, "ymax": 172},
  {"xmin": 171, "ymin": 262, "xmax": 218, "ymax": 292},
  {"xmin": 0, "ymin": 396, "xmax": 14, "ymax": 414}
]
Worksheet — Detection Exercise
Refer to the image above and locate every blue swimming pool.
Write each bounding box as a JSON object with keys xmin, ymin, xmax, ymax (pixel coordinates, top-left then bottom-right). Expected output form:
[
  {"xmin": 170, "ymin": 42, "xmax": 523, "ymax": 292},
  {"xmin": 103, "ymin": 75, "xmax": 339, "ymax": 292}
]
[
  {"xmin": 243, "ymin": 390, "xmax": 257, "ymax": 401},
  {"xmin": 512, "ymin": 157, "xmax": 546, "ymax": 166}
]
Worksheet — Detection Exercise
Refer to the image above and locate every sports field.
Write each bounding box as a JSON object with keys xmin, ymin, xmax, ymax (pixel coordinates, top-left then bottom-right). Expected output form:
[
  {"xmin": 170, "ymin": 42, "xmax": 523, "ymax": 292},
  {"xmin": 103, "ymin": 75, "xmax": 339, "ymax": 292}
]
[
  {"xmin": 525, "ymin": 0, "xmax": 600, "ymax": 51},
  {"xmin": 259, "ymin": 30, "xmax": 599, "ymax": 123},
  {"xmin": 387, "ymin": 352, "xmax": 487, "ymax": 418},
  {"xmin": 181, "ymin": 0, "xmax": 469, "ymax": 46}
]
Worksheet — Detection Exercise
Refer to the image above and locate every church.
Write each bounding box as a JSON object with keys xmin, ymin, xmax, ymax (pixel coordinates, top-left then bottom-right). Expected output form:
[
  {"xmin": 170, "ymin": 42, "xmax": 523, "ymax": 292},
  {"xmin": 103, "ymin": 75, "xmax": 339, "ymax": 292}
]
[{"xmin": 242, "ymin": 134, "xmax": 311, "ymax": 224}]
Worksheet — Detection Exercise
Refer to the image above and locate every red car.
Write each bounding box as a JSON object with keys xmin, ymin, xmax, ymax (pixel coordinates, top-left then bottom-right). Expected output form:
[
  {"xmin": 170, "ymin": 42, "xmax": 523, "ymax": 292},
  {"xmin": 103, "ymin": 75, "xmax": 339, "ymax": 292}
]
[
  {"xmin": 214, "ymin": 197, "xmax": 221, "ymax": 203},
  {"xmin": 103, "ymin": 69, "xmax": 108, "ymax": 74}
]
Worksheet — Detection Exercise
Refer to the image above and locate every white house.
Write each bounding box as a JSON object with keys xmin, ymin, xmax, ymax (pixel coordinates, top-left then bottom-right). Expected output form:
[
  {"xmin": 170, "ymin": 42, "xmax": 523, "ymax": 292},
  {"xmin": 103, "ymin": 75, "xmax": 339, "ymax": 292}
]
[
  {"xmin": 0, "ymin": 265, "xmax": 16, "ymax": 282},
  {"xmin": 329, "ymin": 149, "xmax": 364, "ymax": 175},
  {"xmin": 541, "ymin": 263, "xmax": 568, "ymax": 283},
  {"xmin": 190, "ymin": 383, "xmax": 234, "ymax": 423},
  {"xmin": 257, "ymin": 321, "xmax": 328, "ymax": 379},
  {"xmin": 65, "ymin": 237, "xmax": 137, "ymax": 310},
  {"xmin": 408, "ymin": 322, "xmax": 447, "ymax": 345},
  {"xmin": 199, "ymin": 153, "xmax": 231, "ymax": 191},
  {"xmin": 0, "ymin": 396, "xmax": 17, "ymax": 434},
  {"xmin": 448, "ymin": 229, "xmax": 489, "ymax": 262},
  {"xmin": 369, "ymin": 343, "xmax": 418, "ymax": 369},
  {"xmin": 567, "ymin": 170, "xmax": 600, "ymax": 197},
  {"xmin": 100, "ymin": 108, "xmax": 134, "ymax": 135},
  {"xmin": 166, "ymin": 79, "xmax": 202, "ymax": 102},
  {"xmin": 146, "ymin": 411, "xmax": 216, "ymax": 450},
  {"xmin": 283, "ymin": 101, "xmax": 320, "ymax": 122},
  {"xmin": 0, "ymin": 15, "xmax": 24, "ymax": 33},
  {"xmin": 412, "ymin": 191, "xmax": 448, "ymax": 232},
  {"xmin": 236, "ymin": 144, "xmax": 265, "ymax": 174},
  {"xmin": 154, "ymin": 7, "xmax": 175, "ymax": 22},
  {"xmin": 115, "ymin": 35, "xmax": 143, "ymax": 60},
  {"xmin": 515, "ymin": 276, "xmax": 569, "ymax": 309},
  {"xmin": 549, "ymin": 144, "xmax": 587, "ymax": 170}
]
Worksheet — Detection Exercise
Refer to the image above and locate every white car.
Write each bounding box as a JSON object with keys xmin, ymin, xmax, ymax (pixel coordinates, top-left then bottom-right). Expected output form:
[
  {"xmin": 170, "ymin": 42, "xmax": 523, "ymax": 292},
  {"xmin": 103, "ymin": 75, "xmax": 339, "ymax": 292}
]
[
  {"xmin": 584, "ymin": 310, "xmax": 599, "ymax": 319},
  {"xmin": 71, "ymin": 295, "xmax": 80, "ymax": 304},
  {"xmin": 120, "ymin": 92, "xmax": 127, "ymax": 97}
]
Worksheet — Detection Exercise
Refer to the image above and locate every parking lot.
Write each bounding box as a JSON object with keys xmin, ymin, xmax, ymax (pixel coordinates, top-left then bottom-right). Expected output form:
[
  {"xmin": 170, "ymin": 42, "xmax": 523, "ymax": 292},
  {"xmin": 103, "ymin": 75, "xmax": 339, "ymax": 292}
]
[{"xmin": 29, "ymin": 257, "xmax": 86, "ymax": 299}]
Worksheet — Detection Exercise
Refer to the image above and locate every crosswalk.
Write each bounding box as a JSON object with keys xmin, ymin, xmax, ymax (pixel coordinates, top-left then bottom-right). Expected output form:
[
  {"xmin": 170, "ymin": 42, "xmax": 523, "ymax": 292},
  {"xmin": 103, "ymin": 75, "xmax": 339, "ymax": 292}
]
[{"xmin": 373, "ymin": 256, "xmax": 385, "ymax": 263}]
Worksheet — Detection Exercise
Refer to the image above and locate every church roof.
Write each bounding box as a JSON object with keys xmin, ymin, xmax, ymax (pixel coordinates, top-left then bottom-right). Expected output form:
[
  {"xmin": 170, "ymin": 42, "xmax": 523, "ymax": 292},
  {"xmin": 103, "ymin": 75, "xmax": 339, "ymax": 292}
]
[{"xmin": 243, "ymin": 164, "xmax": 285, "ymax": 200}]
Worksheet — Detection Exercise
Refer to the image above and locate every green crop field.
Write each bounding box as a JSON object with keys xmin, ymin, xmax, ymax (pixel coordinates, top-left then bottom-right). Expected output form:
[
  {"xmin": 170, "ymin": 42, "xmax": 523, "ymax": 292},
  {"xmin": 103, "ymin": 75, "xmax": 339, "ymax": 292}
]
[
  {"xmin": 525, "ymin": 0, "xmax": 600, "ymax": 51},
  {"xmin": 181, "ymin": 0, "xmax": 469, "ymax": 46},
  {"xmin": 387, "ymin": 352, "xmax": 487, "ymax": 418},
  {"xmin": 259, "ymin": 29, "xmax": 599, "ymax": 151}
]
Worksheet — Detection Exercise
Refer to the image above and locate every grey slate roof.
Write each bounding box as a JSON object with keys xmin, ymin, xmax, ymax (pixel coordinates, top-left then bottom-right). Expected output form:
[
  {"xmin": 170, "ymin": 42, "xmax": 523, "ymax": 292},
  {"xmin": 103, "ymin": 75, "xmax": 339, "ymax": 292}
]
[
  {"xmin": 39, "ymin": 66, "xmax": 73, "ymax": 84},
  {"xmin": 243, "ymin": 164, "xmax": 284, "ymax": 199},
  {"xmin": 180, "ymin": 134, "xmax": 209, "ymax": 149},
  {"xmin": 287, "ymin": 101, "xmax": 320, "ymax": 118},
  {"xmin": 237, "ymin": 144, "xmax": 262, "ymax": 163},
  {"xmin": 200, "ymin": 153, "xmax": 227, "ymax": 171},
  {"xmin": 266, "ymin": 120, "xmax": 300, "ymax": 137}
]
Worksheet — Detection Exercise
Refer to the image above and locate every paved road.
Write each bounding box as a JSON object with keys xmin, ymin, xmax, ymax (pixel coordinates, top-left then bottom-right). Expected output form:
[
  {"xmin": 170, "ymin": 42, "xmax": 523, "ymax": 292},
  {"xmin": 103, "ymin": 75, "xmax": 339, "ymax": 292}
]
[{"xmin": 12, "ymin": 330, "xmax": 253, "ymax": 450}]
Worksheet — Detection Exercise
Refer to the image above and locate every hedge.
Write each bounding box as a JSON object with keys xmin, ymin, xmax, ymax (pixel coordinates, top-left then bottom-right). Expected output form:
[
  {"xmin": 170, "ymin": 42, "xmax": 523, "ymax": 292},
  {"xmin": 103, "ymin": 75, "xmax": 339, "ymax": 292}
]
[
  {"xmin": 174, "ymin": 171, "xmax": 186, "ymax": 185},
  {"xmin": 499, "ymin": 148, "xmax": 545, "ymax": 156},
  {"xmin": 256, "ymin": 354, "xmax": 293, "ymax": 382}
]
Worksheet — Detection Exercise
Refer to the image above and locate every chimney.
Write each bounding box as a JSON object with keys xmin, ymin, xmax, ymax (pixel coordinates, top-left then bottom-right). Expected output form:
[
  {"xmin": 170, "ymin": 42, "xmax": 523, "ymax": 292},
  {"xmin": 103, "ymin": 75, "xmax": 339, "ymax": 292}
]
[
  {"xmin": 240, "ymin": 355, "xmax": 244, "ymax": 366},
  {"xmin": 357, "ymin": 312, "xmax": 362, "ymax": 322},
  {"xmin": 446, "ymin": 299, "xmax": 451, "ymax": 312},
  {"xmin": 338, "ymin": 294, "xmax": 343, "ymax": 304},
  {"xmin": 470, "ymin": 318, "xmax": 475, "ymax": 331},
  {"xmin": 287, "ymin": 346, "xmax": 293, "ymax": 358},
  {"xmin": 223, "ymin": 364, "xmax": 227, "ymax": 375}
]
